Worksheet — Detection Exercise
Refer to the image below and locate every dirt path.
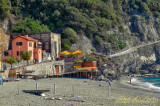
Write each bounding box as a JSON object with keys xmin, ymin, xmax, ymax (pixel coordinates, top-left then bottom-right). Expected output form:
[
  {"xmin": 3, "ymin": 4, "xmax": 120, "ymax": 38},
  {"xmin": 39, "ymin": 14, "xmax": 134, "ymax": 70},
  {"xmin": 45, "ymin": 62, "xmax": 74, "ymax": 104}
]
[{"xmin": 108, "ymin": 40, "xmax": 160, "ymax": 58}]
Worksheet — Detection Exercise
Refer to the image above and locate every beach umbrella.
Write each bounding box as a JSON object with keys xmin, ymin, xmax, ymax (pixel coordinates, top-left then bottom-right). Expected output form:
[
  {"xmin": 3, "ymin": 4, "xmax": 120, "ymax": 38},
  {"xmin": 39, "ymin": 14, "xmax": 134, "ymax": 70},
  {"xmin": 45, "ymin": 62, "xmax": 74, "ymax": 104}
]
[
  {"xmin": 72, "ymin": 50, "xmax": 84, "ymax": 55},
  {"xmin": 60, "ymin": 50, "xmax": 72, "ymax": 56}
]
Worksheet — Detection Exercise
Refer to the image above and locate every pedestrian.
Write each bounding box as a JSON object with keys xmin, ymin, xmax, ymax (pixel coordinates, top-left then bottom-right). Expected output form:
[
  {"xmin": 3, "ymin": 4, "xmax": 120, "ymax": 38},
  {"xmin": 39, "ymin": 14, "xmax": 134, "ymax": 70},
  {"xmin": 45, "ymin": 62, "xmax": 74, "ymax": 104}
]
[
  {"xmin": 130, "ymin": 76, "xmax": 132, "ymax": 84},
  {"xmin": 90, "ymin": 76, "xmax": 92, "ymax": 83},
  {"xmin": 88, "ymin": 74, "xmax": 90, "ymax": 79}
]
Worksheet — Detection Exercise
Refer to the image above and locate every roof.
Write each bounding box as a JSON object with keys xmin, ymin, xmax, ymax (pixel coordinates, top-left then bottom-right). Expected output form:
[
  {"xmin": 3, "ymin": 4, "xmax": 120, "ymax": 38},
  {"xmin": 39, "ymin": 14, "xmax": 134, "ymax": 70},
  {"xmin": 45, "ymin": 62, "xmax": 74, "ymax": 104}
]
[{"xmin": 11, "ymin": 35, "xmax": 38, "ymax": 42}]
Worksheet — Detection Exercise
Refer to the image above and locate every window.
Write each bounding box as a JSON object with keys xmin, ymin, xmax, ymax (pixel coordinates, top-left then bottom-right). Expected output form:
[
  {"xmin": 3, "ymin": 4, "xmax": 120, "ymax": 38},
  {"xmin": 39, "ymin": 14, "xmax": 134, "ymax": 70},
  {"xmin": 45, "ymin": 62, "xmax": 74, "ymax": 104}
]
[
  {"xmin": 19, "ymin": 42, "xmax": 22, "ymax": 45},
  {"xmin": 17, "ymin": 51, "xmax": 20, "ymax": 56},
  {"xmin": 16, "ymin": 42, "xmax": 23, "ymax": 46},
  {"xmin": 4, "ymin": 52, "xmax": 8, "ymax": 56},
  {"xmin": 34, "ymin": 43, "xmax": 36, "ymax": 48},
  {"xmin": 29, "ymin": 42, "xmax": 32, "ymax": 47}
]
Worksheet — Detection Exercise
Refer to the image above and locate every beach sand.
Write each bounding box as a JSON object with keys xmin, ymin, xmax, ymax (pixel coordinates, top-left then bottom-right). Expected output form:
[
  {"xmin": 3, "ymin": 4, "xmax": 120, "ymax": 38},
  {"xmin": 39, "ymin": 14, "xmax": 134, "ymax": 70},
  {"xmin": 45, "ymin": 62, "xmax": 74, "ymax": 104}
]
[{"xmin": 0, "ymin": 77, "xmax": 160, "ymax": 106}]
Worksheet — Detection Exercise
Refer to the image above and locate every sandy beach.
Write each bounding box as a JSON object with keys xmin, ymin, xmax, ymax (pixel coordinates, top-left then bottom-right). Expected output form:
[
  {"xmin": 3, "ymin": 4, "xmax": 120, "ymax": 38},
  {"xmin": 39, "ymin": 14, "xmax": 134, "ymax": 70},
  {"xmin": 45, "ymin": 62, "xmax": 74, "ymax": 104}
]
[{"xmin": 0, "ymin": 77, "xmax": 160, "ymax": 106}]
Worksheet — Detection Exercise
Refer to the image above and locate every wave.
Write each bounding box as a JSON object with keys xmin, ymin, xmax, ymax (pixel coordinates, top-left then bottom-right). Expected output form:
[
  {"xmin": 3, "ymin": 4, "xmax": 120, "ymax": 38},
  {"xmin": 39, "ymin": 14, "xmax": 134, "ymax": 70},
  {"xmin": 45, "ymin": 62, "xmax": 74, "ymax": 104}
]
[{"xmin": 127, "ymin": 77, "xmax": 160, "ymax": 91}]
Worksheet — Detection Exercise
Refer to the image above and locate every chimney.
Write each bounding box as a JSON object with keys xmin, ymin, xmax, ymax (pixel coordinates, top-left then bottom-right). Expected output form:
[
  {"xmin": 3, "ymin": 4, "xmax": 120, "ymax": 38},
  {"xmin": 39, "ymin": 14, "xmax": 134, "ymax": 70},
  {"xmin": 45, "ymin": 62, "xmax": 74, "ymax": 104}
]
[{"xmin": 25, "ymin": 35, "xmax": 28, "ymax": 38}]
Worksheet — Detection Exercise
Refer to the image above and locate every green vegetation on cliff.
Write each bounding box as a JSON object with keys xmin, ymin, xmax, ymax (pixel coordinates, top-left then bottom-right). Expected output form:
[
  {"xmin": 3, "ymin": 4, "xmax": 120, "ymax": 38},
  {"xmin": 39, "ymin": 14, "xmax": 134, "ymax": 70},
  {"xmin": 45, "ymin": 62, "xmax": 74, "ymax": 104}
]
[
  {"xmin": 11, "ymin": 18, "xmax": 50, "ymax": 34},
  {"xmin": 0, "ymin": 0, "xmax": 11, "ymax": 19},
  {"xmin": 0, "ymin": 0, "xmax": 159, "ymax": 50}
]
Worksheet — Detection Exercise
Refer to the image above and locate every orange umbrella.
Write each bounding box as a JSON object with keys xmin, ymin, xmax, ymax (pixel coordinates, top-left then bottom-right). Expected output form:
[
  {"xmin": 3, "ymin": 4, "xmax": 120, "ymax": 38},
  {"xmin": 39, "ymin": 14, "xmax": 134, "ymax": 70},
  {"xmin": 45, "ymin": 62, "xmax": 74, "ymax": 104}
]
[
  {"xmin": 72, "ymin": 50, "xmax": 83, "ymax": 55},
  {"xmin": 60, "ymin": 50, "xmax": 72, "ymax": 56}
]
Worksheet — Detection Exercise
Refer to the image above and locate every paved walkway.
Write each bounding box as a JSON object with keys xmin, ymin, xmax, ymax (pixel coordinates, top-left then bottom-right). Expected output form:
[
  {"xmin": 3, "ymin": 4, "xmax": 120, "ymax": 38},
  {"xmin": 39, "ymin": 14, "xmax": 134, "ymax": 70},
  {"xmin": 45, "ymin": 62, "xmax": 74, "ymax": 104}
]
[{"xmin": 108, "ymin": 40, "xmax": 160, "ymax": 58}]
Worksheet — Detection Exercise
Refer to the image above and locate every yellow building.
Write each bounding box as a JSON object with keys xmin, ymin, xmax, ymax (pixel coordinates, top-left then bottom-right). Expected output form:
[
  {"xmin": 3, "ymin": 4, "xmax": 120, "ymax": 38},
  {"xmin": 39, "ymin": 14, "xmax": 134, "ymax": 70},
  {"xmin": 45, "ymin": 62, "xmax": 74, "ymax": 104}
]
[{"xmin": 0, "ymin": 28, "xmax": 9, "ymax": 70}]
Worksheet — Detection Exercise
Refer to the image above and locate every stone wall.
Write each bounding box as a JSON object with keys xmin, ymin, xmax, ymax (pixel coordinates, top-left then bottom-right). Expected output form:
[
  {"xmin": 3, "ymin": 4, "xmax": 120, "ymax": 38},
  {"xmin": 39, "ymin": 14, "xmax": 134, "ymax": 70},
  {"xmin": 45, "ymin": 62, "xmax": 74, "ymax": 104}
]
[{"xmin": 23, "ymin": 60, "xmax": 64, "ymax": 75}]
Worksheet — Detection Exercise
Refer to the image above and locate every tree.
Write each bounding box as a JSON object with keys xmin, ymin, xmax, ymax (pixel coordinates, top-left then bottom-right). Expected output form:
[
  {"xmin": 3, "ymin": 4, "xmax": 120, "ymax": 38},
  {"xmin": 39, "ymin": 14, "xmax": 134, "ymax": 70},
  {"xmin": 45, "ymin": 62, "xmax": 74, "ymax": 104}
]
[
  {"xmin": 3, "ymin": 57, "xmax": 17, "ymax": 69},
  {"xmin": 0, "ymin": 0, "xmax": 11, "ymax": 19},
  {"xmin": 21, "ymin": 50, "xmax": 31, "ymax": 65},
  {"xmin": 10, "ymin": 18, "xmax": 51, "ymax": 34},
  {"xmin": 16, "ymin": 58, "xmax": 21, "ymax": 66},
  {"xmin": 62, "ymin": 27, "xmax": 78, "ymax": 45},
  {"xmin": 64, "ymin": 44, "xmax": 70, "ymax": 50}
]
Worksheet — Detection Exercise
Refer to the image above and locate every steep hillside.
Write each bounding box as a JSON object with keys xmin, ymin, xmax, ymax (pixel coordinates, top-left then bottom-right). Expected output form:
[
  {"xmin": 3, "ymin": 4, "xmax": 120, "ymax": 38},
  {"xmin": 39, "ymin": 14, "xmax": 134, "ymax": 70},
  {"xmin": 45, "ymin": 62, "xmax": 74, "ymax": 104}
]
[
  {"xmin": 0, "ymin": 0, "xmax": 158, "ymax": 53},
  {"xmin": 0, "ymin": 28, "xmax": 10, "ymax": 60},
  {"xmin": 0, "ymin": 0, "xmax": 160, "ymax": 78}
]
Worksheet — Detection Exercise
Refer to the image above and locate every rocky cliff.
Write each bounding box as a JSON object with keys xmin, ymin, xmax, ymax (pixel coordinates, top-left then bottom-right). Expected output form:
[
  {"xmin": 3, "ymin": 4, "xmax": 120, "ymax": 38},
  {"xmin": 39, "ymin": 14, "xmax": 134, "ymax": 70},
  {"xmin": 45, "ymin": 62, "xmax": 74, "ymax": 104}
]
[
  {"xmin": 100, "ymin": 42, "xmax": 160, "ymax": 79},
  {"xmin": 0, "ymin": 0, "xmax": 160, "ymax": 79},
  {"xmin": 0, "ymin": 28, "xmax": 10, "ymax": 52}
]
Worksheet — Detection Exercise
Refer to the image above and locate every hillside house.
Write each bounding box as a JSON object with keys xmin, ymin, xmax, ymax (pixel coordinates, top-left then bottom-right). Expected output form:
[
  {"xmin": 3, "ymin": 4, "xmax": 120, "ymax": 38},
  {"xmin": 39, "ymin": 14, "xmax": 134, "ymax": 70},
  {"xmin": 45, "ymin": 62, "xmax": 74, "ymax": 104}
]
[
  {"xmin": 11, "ymin": 32, "xmax": 61, "ymax": 60},
  {"xmin": 5, "ymin": 35, "xmax": 42, "ymax": 62}
]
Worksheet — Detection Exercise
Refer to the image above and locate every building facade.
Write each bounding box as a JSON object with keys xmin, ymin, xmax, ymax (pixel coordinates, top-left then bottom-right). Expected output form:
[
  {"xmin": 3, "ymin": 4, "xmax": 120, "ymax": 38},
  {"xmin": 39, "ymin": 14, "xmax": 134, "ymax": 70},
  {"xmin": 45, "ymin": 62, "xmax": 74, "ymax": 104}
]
[
  {"xmin": 5, "ymin": 35, "xmax": 42, "ymax": 62},
  {"xmin": 10, "ymin": 32, "xmax": 61, "ymax": 59}
]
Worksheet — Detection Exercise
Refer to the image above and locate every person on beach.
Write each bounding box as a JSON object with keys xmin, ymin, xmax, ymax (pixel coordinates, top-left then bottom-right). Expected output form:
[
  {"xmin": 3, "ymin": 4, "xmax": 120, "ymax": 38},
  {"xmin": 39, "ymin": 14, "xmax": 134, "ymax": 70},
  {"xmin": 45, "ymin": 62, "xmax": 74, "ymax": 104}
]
[
  {"xmin": 130, "ymin": 75, "xmax": 132, "ymax": 84},
  {"xmin": 88, "ymin": 74, "xmax": 90, "ymax": 79},
  {"xmin": 90, "ymin": 76, "xmax": 92, "ymax": 83}
]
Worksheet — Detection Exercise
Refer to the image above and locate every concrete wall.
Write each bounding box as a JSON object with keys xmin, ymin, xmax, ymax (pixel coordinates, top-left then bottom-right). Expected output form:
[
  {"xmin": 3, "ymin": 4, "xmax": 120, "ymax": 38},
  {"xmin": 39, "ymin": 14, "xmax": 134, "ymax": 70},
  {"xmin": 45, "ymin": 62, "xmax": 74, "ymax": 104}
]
[{"xmin": 23, "ymin": 60, "xmax": 65, "ymax": 75}]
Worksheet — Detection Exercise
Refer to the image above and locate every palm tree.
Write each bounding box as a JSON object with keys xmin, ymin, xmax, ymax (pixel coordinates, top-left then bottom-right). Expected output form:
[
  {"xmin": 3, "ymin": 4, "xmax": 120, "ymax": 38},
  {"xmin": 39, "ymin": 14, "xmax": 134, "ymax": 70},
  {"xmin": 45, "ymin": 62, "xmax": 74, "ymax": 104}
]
[
  {"xmin": 3, "ymin": 57, "xmax": 17, "ymax": 69},
  {"xmin": 21, "ymin": 50, "xmax": 31, "ymax": 65}
]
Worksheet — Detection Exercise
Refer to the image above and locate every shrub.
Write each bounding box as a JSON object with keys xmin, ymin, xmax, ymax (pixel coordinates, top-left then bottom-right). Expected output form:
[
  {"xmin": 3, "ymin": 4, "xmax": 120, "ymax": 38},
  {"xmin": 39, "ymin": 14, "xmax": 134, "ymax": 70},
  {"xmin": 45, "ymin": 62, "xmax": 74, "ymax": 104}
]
[
  {"xmin": 118, "ymin": 40, "xmax": 126, "ymax": 49},
  {"xmin": 64, "ymin": 44, "xmax": 70, "ymax": 50},
  {"xmin": 132, "ymin": 15, "xmax": 140, "ymax": 20},
  {"xmin": 102, "ymin": 57, "xmax": 108, "ymax": 62},
  {"xmin": 99, "ymin": 34, "xmax": 118, "ymax": 44},
  {"xmin": 62, "ymin": 27, "xmax": 78, "ymax": 44},
  {"xmin": 154, "ymin": 11, "xmax": 160, "ymax": 18},
  {"xmin": 11, "ymin": 18, "xmax": 50, "ymax": 34},
  {"xmin": 95, "ymin": 36, "xmax": 103, "ymax": 46}
]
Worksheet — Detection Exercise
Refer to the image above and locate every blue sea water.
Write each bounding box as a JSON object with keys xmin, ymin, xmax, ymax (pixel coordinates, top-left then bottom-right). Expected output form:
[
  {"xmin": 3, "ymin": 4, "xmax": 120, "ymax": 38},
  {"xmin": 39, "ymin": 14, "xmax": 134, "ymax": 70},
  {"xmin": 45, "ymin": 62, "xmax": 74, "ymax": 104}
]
[{"xmin": 138, "ymin": 74, "xmax": 160, "ymax": 87}]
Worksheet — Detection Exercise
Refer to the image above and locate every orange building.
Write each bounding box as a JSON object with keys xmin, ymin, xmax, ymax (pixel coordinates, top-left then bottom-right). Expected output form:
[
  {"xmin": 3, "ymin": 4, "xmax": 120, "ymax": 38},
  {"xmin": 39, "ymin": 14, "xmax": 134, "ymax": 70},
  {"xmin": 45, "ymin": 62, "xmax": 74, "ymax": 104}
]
[{"xmin": 4, "ymin": 35, "xmax": 42, "ymax": 62}]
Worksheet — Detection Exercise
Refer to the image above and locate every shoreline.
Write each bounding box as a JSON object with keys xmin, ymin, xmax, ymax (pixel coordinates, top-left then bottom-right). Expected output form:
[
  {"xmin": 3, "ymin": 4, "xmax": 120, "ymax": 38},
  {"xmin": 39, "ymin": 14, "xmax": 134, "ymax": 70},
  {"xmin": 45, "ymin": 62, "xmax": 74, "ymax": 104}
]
[{"xmin": 120, "ymin": 75, "xmax": 160, "ymax": 93}]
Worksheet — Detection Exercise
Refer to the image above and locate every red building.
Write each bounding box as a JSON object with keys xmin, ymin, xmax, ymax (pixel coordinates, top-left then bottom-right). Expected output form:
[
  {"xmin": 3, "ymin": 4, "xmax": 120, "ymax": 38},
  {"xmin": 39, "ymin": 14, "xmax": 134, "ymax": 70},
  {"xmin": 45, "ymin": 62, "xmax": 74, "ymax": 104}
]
[{"xmin": 5, "ymin": 35, "xmax": 42, "ymax": 62}]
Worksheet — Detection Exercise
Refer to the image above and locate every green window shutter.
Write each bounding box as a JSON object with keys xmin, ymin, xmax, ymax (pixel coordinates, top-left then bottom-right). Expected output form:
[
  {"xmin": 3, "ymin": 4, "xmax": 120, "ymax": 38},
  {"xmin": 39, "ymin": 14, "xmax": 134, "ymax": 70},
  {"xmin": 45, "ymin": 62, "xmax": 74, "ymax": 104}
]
[
  {"xmin": 20, "ymin": 42, "xmax": 22, "ymax": 45},
  {"xmin": 34, "ymin": 43, "xmax": 36, "ymax": 48},
  {"xmin": 16, "ymin": 42, "xmax": 19, "ymax": 46},
  {"xmin": 17, "ymin": 51, "xmax": 19, "ymax": 56}
]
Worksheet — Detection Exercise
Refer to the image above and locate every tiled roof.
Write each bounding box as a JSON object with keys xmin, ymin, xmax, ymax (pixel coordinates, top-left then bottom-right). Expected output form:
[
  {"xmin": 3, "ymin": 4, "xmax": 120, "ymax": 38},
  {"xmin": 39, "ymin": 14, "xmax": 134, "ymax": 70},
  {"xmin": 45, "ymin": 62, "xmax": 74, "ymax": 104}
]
[{"xmin": 12, "ymin": 35, "xmax": 38, "ymax": 41}]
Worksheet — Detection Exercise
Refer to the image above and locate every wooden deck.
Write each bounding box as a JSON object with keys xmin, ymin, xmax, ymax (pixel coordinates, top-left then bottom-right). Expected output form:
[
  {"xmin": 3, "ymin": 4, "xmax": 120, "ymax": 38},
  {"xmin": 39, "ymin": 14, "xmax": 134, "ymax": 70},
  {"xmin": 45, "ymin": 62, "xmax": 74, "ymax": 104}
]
[{"xmin": 19, "ymin": 70, "xmax": 99, "ymax": 79}]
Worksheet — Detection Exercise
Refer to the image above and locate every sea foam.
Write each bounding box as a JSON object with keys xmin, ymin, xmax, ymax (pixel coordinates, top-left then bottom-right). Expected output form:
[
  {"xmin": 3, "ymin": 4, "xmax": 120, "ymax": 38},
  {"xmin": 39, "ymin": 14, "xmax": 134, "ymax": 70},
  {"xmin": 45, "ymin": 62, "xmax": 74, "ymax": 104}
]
[{"xmin": 127, "ymin": 77, "xmax": 160, "ymax": 91}]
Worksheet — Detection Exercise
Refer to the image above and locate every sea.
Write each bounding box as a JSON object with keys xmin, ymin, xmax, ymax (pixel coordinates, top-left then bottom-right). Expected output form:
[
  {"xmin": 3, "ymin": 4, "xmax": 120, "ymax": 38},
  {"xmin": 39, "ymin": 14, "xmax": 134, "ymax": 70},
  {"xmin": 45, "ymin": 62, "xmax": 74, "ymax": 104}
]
[{"xmin": 132, "ymin": 74, "xmax": 160, "ymax": 90}]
